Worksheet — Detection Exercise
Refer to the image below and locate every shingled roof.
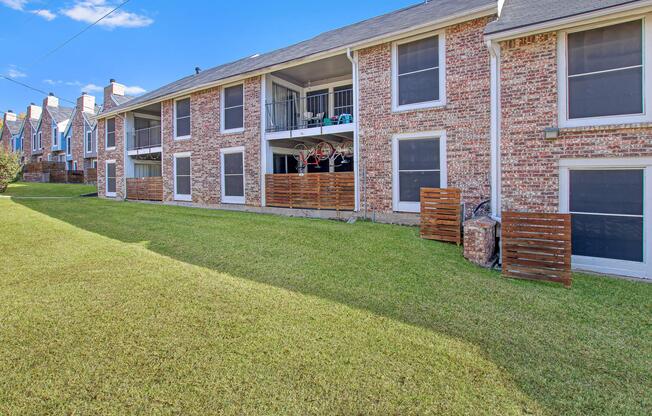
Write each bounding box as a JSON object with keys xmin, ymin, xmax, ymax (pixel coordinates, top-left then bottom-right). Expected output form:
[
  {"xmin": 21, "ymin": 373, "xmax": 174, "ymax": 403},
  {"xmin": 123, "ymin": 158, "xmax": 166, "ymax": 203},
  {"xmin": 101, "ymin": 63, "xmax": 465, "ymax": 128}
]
[
  {"xmin": 103, "ymin": 0, "xmax": 495, "ymax": 115},
  {"xmin": 47, "ymin": 106, "xmax": 74, "ymax": 124},
  {"xmin": 4, "ymin": 119, "xmax": 22, "ymax": 136},
  {"xmin": 485, "ymin": 0, "xmax": 640, "ymax": 35}
]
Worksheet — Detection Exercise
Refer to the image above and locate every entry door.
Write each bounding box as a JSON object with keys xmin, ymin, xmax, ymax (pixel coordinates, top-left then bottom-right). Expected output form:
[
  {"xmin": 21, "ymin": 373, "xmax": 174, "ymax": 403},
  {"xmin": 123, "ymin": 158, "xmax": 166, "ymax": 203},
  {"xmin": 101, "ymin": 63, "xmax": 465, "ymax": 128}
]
[
  {"xmin": 221, "ymin": 147, "xmax": 245, "ymax": 204},
  {"xmin": 560, "ymin": 162, "xmax": 651, "ymax": 279}
]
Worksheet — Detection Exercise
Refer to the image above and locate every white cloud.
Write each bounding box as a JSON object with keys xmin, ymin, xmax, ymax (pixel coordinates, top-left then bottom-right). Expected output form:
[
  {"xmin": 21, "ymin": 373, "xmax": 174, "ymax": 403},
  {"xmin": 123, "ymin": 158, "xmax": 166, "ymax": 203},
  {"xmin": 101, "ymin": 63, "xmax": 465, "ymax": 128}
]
[
  {"xmin": 81, "ymin": 83, "xmax": 103, "ymax": 93},
  {"xmin": 31, "ymin": 9, "xmax": 55, "ymax": 21},
  {"xmin": 61, "ymin": 1, "xmax": 153, "ymax": 28},
  {"xmin": 124, "ymin": 85, "xmax": 146, "ymax": 95},
  {"xmin": 0, "ymin": 0, "xmax": 28, "ymax": 11},
  {"xmin": 6, "ymin": 67, "xmax": 26, "ymax": 78},
  {"xmin": 43, "ymin": 79, "xmax": 61, "ymax": 85}
]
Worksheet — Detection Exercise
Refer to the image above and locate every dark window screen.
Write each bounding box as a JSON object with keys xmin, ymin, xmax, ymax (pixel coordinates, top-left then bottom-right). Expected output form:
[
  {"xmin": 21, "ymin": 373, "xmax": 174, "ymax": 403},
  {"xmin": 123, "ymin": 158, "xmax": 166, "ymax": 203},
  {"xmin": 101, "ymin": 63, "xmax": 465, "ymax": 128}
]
[
  {"xmin": 224, "ymin": 85, "xmax": 244, "ymax": 130},
  {"xmin": 570, "ymin": 169, "xmax": 643, "ymax": 215},
  {"xmin": 225, "ymin": 175, "xmax": 244, "ymax": 197},
  {"xmin": 223, "ymin": 152, "xmax": 244, "ymax": 197},
  {"xmin": 106, "ymin": 163, "xmax": 116, "ymax": 193},
  {"xmin": 106, "ymin": 118, "xmax": 115, "ymax": 148},
  {"xmin": 398, "ymin": 138, "xmax": 440, "ymax": 202},
  {"xmin": 224, "ymin": 153, "xmax": 243, "ymax": 175},
  {"xmin": 176, "ymin": 99, "xmax": 190, "ymax": 137},
  {"xmin": 397, "ymin": 36, "xmax": 439, "ymax": 105},
  {"xmin": 569, "ymin": 169, "xmax": 644, "ymax": 262},
  {"xmin": 175, "ymin": 156, "xmax": 191, "ymax": 195},
  {"xmin": 567, "ymin": 20, "xmax": 643, "ymax": 118},
  {"xmin": 400, "ymin": 171, "xmax": 440, "ymax": 202}
]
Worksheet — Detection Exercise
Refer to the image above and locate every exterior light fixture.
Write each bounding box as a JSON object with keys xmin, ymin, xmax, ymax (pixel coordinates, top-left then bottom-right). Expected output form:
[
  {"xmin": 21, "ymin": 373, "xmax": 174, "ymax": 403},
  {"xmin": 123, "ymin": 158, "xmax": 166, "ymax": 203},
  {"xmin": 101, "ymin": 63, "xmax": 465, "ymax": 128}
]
[{"xmin": 543, "ymin": 127, "xmax": 560, "ymax": 140}]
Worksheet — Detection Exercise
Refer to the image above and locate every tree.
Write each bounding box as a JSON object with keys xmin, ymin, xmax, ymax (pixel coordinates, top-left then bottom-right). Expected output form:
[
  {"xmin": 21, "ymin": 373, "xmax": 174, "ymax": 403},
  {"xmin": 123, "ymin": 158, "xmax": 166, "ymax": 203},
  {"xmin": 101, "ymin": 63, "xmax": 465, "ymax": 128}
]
[{"xmin": 0, "ymin": 148, "xmax": 21, "ymax": 193}]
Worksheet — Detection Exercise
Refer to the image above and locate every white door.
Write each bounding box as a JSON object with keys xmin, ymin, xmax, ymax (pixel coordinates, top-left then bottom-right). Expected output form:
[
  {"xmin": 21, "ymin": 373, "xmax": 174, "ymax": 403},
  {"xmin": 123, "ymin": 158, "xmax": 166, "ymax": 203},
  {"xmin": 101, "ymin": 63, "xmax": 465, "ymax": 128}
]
[{"xmin": 560, "ymin": 159, "xmax": 651, "ymax": 279}]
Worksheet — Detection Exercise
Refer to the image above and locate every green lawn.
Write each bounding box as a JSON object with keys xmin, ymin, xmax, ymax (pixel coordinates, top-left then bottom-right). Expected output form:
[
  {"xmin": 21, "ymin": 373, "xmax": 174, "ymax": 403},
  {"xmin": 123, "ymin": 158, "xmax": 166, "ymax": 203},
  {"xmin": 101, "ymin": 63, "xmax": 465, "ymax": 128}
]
[
  {"xmin": 2, "ymin": 181, "xmax": 96, "ymax": 197},
  {"xmin": 0, "ymin": 184, "xmax": 650, "ymax": 415}
]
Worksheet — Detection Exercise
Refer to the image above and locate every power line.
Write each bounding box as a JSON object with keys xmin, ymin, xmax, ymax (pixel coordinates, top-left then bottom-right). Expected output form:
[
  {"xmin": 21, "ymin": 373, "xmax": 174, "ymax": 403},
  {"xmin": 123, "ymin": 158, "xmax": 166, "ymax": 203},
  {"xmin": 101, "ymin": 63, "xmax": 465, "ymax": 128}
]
[
  {"xmin": 29, "ymin": 0, "xmax": 133, "ymax": 67},
  {"xmin": 1, "ymin": 76, "xmax": 76, "ymax": 105}
]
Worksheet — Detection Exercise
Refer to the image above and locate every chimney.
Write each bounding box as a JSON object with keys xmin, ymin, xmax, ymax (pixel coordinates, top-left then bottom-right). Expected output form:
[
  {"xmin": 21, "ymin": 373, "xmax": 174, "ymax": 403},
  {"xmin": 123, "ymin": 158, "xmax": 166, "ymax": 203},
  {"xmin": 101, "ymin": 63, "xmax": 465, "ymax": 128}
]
[
  {"xmin": 4, "ymin": 110, "xmax": 16, "ymax": 122},
  {"xmin": 103, "ymin": 78, "xmax": 125, "ymax": 110},
  {"xmin": 78, "ymin": 92, "xmax": 96, "ymax": 114},
  {"xmin": 43, "ymin": 92, "xmax": 59, "ymax": 108},
  {"xmin": 27, "ymin": 103, "xmax": 42, "ymax": 120}
]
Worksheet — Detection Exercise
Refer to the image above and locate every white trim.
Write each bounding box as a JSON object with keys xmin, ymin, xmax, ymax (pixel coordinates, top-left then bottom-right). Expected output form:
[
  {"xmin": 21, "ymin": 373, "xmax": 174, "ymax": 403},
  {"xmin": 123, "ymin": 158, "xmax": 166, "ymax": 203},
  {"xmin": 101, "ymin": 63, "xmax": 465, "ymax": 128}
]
[
  {"xmin": 347, "ymin": 47, "xmax": 361, "ymax": 212},
  {"xmin": 105, "ymin": 159, "xmax": 117, "ymax": 198},
  {"xmin": 260, "ymin": 75, "xmax": 267, "ymax": 207},
  {"xmin": 220, "ymin": 146, "xmax": 246, "ymax": 204},
  {"xmin": 392, "ymin": 31, "xmax": 446, "ymax": 112},
  {"xmin": 487, "ymin": 40, "xmax": 502, "ymax": 219},
  {"xmin": 220, "ymin": 82, "xmax": 245, "ymax": 134},
  {"xmin": 173, "ymin": 152, "xmax": 192, "ymax": 201},
  {"xmin": 559, "ymin": 158, "xmax": 651, "ymax": 279},
  {"xmin": 174, "ymin": 97, "xmax": 191, "ymax": 140},
  {"xmin": 105, "ymin": 117, "xmax": 116, "ymax": 150},
  {"xmin": 558, "ymin": 15, "xmax": 652, "ymax": 128},
  {"xmin": 66, "ymin": 135, "xmax": 71, "ymax": 156},
  {"xmin": 85, "ymin": 129, "xmax": 92, "ymax": 153},
  {"xmin": 391, "ymin": 130, "xmax": 447, "ymax": 213}
]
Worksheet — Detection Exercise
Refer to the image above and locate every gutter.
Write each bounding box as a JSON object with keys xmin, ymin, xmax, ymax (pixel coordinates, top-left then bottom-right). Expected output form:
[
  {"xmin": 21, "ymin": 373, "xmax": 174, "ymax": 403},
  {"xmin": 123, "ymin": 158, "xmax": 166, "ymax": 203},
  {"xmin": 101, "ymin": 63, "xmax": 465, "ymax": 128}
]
[
  {"xmin": 486, "ymin": 39, "xmax": 501, "ymax": 221},
  {"xmin": 485, "ymin": 0, "xmax": 652, "ymax": 41},
  {"xmin": 98, "ymin": 3, "xmax": 497, "ymax": 119},
  {"xmin": 346, "ymin": 47, "xmax": 361, "ymax": 212}
]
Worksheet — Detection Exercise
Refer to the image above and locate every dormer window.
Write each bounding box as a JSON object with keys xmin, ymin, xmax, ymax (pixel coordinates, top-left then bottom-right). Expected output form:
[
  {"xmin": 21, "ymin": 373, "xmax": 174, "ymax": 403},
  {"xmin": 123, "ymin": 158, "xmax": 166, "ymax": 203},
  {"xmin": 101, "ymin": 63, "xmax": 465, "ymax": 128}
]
[{"xmin": 560, "ymin": 18, "xmax": 651, "ymax": 127}]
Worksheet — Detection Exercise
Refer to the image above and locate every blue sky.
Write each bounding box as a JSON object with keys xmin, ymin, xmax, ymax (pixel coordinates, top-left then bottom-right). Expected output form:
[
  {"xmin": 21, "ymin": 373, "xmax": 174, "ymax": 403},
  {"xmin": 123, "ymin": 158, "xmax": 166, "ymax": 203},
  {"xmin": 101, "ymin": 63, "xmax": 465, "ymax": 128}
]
[{"xmin": 1, "ymin": 0, "xmax": 417, "ymax": 114}]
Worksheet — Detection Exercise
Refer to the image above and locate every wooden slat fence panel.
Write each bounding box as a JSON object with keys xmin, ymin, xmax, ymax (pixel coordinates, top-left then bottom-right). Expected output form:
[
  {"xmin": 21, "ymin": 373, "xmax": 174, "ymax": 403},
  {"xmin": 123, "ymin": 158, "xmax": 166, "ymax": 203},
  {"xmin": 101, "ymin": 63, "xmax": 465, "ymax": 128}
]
[
  {"xmin": 501, "ymin": 211, "xmax": 572, "ymax": 288},
  {"xmin": 126, "ymin": 177, "xmax": 163, "ymax": 201},
  {"xmin": 84, "ymin": 168, "xmax": 97, "ymax": 184},
  {"xmin": 265, "ymin": 173, "xmax": 354, "ymax": 211},
  {"xmin": 420, "ymin": 188, "xmax": 462, "ymax": 244}
]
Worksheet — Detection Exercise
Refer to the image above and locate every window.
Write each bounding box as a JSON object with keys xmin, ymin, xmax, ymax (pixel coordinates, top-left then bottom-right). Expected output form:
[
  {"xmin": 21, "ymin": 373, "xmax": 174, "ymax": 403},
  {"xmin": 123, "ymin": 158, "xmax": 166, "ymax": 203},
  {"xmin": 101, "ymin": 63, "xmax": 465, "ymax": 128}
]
[
  {"xmin": 73, "ymin": 161, "xmax": 77, "ymax": 171},
  {"xmin": 392, "ymin": 132, "xmax": 446, "ymax": 212},
  {"xmin": 174, "ymin": 153, "xmax": 191, "ymax": 201},
  {"xmin": 86, "ymin": 130, "xmax": 92, "ymax": 153},
  {"xmin": 560, "ymin": 18, "xmax": 651, "ymax": 126},
  {"xmin": 106, "ymin": 118, "xmax": 116, "ymax": 149},
  {"xmin": 221, "ymin": 147, "xmax": 245, "ymax": 204},
  {"xmin": 32, "ymin": 133, "xmax": 36, "ymax": 151},
  {"xmin": 66, "ymin": 136, "xmax": 71, "ymax": 155},
  {"xmin": 393, "ymin": 33, "xmax": 445, "ymax": 111},
  {"xmin": 53, "ymin": 126, "xmax": 58, "ymax": 146},
  {"xmin": 106, "ymin": 161, "xmax": 116, "ymax": 197},
  {"xmin": 222, "ymin": 85, "xmax": 244, "ymax": 132},
  {"xmin": 175, "ymin": 98, "xmax": 191, "ymax": 138},
  {"xmin": 92, "ymin": 159, "xmax": 97, "ymax": 169},
  {"xmin": 38, "ymin": 132, "xmax": 42, "ymax": 149}
]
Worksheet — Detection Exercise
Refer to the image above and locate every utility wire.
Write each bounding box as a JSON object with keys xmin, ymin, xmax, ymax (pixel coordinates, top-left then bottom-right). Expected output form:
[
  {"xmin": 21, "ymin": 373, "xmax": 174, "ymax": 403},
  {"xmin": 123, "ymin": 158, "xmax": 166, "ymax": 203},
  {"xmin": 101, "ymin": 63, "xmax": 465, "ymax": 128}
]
[
  {"xmin": 1, "ymin": 76, "xmax": 76, "ymax": 105},
  {"xmin": 29, "ymin": 0, "xmax": 133, "ymax": 67}
]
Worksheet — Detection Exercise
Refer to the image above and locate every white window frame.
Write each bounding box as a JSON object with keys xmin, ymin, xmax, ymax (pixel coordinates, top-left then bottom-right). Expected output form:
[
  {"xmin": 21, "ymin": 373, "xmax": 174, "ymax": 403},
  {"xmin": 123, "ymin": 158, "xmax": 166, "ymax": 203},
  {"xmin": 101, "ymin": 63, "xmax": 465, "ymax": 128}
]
[
  {"xmin": 37, "ymin": 131, "xmax": 42, "ymax": 149},
  {"xmin": 32, "ymin": 133, "xmax": 36, "ymax": 151},
  {"xmin": 73, "ymin": 161, "xmax": 77, "ymax": 171},
  {"xmin": 105, "ymin": 159, "xmax": 117, "ymax": 198},
  {"xmin": 221, "ymin": 83, "xmax": 245, "ymax": 134},
  {"xmin": 86, "ymin": 129, "xmax": 92, "ymax": 153},
  {"xmin": 558, "ymin": 15, "xmax": 652, "ymax": 128},
  {"xmin": 92, "ymin": 159, "xmax": 97, "ymax": 169},
  {"xmin": 391, "ymin": 31, "xmax": 446, "ymax": 112},
  {"xmin": 105, "ymin": 117, "xmax": 116, "ymax": 150},
  {"xmin": 559, "ymin": 157, "xmax": 652, "ymax": 279},
  {"xmin": 392, "ymin": 130, "xmax": 447, "ymax": 213},
  {"xmin": 174, "ymin": 97, "xmax": 191, "ymax": 140},
  {"xmin": 66, "ymin": 136, "xmax": 71, "ymax": 156},
  {"xmin": 173, "ymin": 152, "xmax": 192, "ymax": 201},
  {"xmin": 220, "ymin": 146, "xmax": 246, "ymax": 204},
  {"xmin": 52, "ymin": 125, "xmax": 58, "ymax": 146}
]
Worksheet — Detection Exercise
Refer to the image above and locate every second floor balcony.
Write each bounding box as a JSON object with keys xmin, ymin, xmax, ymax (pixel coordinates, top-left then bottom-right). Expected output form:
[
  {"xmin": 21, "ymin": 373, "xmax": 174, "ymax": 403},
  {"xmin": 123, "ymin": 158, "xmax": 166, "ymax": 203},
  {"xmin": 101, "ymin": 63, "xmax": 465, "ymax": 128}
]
[
  {"xmin": 127, "ymin": 125, "xmax": 162, "ymax": 155},
  {"xmin": 265, "ymin": 88, "xmax": 354, "ymax": 137}
]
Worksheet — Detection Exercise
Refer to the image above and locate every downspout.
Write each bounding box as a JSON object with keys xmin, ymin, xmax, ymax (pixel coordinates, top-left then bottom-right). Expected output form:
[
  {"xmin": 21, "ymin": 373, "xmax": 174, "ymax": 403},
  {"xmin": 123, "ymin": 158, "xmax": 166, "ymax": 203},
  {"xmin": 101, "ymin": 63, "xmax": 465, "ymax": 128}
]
[
  {"xmin": 486, "ymin": 39, "xmax": 501, "ymax": 220},
  {"xmin": 346, "ymin": 47, "xmax": 361, "ymax": 213}
]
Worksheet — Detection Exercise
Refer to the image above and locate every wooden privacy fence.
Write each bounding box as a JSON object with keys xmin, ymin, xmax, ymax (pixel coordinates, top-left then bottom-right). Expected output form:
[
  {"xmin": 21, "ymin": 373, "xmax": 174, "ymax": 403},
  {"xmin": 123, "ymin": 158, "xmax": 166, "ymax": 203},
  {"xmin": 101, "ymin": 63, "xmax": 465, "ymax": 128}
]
[
  {"xmin": 420, "ymin": 188, "xmax": 463, "ymax": 245},
  {"xmin": 265, "ymin": 172, "xmax": 355, "ymax": 211},
  {"xmin": 50, "ymin": 170, "xmax": 84, "ymax": 184},
  {"xmin": 501, "ymin": 211, "xmax": 572, "ymax": 288},
  {"xmin": 84, "ymin": 168, "xmax": 97, "ymax": 184},
  {"xmin": 126, "ymin": 177, "xmax": 163, "ymax": 201},
  {"xmin": 23, "ymin": 161, "xmax": 65, "ymax": 174}
]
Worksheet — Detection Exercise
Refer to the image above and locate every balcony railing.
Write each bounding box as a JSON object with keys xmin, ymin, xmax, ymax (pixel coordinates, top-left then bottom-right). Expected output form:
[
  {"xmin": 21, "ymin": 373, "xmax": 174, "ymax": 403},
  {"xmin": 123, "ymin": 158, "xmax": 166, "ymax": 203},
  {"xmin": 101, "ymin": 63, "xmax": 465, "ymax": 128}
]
[
  {"xmin": 127, "ymin": 125, "xmax": 162, "ymax": 151},
  {"xmin": 266, "ymin": 88, "xmax": 354, "ymax": 133}
]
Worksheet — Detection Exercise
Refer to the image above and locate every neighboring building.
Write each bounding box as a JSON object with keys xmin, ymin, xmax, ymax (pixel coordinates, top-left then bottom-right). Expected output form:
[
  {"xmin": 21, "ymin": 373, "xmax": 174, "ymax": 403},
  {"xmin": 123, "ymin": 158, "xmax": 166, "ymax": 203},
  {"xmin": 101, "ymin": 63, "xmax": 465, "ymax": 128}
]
[
  {"xmin": 22, "ymin": 103, "xmax": 42, "ymax": 163},
  {"xmin": 485, "ymin": 0, "xmax": 652, "ymax": 278},
  {"xmin": 69, "ymin": 92, "xmax": 101, "ymax": 171},
  {"xmin": 1, "ymin": 111, "xmax": 22, "ymax": 154},
  {"xmin": 35, "ymin": 93, "xmax": 73, "ymax": 164}
]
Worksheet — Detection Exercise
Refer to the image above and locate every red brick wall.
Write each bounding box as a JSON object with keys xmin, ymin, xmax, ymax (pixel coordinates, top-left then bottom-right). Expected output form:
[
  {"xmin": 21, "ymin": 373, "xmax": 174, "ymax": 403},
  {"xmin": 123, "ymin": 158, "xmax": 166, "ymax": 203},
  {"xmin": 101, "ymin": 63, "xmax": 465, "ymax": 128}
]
[
  {"xmin": 97, "ymin": 114, "xmax": 126, "ymax": 198},
  {"xmin": 0, "ymin": 124, "xmax": 11, "ymax": 152},
  {"xmin": 358, "ymin": 16, "xmax": 494, "ymax": 214},
  {"xmin": 161, "ymin": 76, "xmax": 262, "ymax": 205},
  {"xmin": 37, "ymin": 109, "xmax": 53, "ymax": 161},
  {"xmin": 499, "ymin": 32, "xmax": 652, "ymax": 213},
  {"xmin": 70, "ymin": 107, "xmax": 86, "ymax": 170},
  {"xmin": 22, "ymin": 121, "xmax": 35, "ymax": 161}
]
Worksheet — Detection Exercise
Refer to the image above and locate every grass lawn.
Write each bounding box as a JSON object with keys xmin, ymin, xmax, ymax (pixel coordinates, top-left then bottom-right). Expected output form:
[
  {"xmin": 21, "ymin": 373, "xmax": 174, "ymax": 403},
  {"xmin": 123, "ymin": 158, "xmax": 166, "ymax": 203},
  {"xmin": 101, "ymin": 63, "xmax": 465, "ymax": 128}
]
[
  {"xmin": 2, "ymin": 181, "xmax": 96, "ymax": 197},
  {"xmin": 0, "ymin": 184, "xmax": 650, "ymax": 414}
]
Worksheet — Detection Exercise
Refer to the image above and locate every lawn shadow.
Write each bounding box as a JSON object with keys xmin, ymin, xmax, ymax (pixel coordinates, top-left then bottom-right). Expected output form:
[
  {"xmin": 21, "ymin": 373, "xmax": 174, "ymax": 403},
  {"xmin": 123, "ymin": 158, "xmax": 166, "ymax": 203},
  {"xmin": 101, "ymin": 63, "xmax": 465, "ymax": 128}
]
[{"xmin": 14, "ymin": 197, "xmax": 652, "ymax": 415}]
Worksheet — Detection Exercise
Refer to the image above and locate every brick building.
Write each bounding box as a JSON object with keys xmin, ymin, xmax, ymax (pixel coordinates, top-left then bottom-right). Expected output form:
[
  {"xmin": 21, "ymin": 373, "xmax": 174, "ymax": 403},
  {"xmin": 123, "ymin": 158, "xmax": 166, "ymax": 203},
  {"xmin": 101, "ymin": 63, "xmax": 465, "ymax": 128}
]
[{"xmin": 1, "ymin": 111, "xmax": 22, "ymax": 154}]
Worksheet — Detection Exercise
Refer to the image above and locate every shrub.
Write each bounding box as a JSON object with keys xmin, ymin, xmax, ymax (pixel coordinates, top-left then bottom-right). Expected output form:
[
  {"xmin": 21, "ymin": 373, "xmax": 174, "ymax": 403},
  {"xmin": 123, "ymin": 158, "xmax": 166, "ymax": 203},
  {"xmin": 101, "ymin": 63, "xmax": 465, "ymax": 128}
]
[{"xmin": 0, "ymin": 149, "xmax": 21, "ymax": 193}]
